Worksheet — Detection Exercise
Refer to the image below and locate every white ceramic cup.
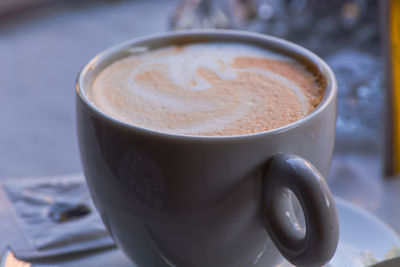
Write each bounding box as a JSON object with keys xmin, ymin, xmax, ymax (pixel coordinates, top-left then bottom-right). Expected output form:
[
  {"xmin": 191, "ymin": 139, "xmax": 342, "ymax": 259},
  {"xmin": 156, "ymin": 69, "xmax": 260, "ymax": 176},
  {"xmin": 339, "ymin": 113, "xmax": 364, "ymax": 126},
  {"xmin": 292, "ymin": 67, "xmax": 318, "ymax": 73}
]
[{"xmin": 76, "ymin": 30, "xmax": 339, "ymax": 267}]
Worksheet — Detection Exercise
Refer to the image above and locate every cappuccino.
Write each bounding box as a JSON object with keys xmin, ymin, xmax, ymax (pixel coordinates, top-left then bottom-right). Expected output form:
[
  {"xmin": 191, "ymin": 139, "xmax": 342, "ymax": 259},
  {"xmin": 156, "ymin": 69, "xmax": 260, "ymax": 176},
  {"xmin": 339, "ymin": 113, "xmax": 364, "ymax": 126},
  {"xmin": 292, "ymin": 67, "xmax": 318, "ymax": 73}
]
[{"xmin": 89, "ymin": 42, "xmax": 325, "ymax": 136}]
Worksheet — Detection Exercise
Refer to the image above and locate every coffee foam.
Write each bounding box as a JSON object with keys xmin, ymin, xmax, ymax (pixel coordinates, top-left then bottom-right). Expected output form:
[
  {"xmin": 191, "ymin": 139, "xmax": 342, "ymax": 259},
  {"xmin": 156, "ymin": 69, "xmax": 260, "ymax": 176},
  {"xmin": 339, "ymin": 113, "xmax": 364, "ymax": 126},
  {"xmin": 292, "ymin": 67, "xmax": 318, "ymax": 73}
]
[{"xmin": 89, "ymin": 42, "xmax": 324, "ymax": 136}]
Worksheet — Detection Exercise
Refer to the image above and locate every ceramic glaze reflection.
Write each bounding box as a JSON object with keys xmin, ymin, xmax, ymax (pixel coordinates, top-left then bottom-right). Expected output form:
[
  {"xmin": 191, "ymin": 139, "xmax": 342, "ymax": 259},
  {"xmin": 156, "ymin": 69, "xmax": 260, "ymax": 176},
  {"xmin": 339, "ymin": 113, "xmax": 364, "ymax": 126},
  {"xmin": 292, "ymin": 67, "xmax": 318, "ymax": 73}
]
[{"xmin": 90, "ymin": 42, "xmax": 325, "ymax": 136}]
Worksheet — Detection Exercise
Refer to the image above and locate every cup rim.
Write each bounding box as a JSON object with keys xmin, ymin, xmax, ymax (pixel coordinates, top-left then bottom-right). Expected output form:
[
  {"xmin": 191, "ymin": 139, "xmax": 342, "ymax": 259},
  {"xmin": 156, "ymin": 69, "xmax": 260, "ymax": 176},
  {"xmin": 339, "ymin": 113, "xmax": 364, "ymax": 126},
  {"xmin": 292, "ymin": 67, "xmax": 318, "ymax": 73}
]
[{"xmin": 76, "ymin": 29, "xmax": 337, "ymax": 142}]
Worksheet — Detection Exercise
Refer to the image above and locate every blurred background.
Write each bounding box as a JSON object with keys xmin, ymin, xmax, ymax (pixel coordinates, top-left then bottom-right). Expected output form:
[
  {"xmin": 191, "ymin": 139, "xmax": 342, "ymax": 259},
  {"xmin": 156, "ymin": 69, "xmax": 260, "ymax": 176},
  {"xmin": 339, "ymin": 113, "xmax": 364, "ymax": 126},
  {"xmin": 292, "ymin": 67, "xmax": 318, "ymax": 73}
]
[{"xmin": 0, "ymin": 0, "xmax": 395, "ymax": 228}]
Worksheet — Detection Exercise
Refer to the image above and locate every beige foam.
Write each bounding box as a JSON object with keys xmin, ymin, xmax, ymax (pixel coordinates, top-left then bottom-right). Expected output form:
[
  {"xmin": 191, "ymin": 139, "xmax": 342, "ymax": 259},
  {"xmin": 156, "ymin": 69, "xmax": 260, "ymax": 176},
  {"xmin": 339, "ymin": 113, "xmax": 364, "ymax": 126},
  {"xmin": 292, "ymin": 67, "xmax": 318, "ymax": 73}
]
[{"xmin": 89, "ymin": 43, "xmax": 325, "ymax": 136}]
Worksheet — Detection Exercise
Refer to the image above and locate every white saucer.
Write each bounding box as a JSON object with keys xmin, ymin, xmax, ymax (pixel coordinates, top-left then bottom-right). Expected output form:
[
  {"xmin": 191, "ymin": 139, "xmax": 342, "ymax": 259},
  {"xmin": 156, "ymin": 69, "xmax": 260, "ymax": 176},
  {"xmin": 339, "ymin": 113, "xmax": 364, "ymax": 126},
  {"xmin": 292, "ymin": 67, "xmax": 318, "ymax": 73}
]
[
  {"xmin": 55, "ymin": 197, "xmax": 400, "ymax": 267},
  {"xmin": 329, "ymin": 197, "xmax": 400, "ymax": 267},
  {"xmin": 279, "ymin": 197, "xmax": 400, "ymax": 267}
]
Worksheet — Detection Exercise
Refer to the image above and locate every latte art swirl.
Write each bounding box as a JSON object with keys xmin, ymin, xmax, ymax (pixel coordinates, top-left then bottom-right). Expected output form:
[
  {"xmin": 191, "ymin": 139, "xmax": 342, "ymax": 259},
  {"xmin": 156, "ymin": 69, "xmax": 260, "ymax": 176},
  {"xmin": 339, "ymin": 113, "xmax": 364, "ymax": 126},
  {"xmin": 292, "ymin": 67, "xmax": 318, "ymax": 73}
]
[{"xmin": 90, "ymin": 43, "xmax": 324, "ymax": 136}]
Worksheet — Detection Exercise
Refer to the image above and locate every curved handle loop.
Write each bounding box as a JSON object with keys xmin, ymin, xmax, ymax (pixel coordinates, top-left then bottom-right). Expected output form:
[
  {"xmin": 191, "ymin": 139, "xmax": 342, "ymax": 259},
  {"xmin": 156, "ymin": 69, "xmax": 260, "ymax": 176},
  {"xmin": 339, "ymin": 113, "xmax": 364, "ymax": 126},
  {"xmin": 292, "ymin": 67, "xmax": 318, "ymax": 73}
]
[{"xmin": 262, "ymin": 154, "xmax": 339, "ymax": 266}]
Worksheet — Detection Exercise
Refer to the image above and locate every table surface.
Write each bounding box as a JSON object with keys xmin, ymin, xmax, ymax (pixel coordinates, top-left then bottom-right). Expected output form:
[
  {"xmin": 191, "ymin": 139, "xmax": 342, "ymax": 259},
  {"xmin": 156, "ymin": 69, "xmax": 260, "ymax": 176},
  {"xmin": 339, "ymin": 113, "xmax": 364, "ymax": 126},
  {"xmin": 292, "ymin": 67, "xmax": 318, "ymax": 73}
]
[{"xmin": 1, "ymin": 0, "xmax": 400, "ymax": 265}]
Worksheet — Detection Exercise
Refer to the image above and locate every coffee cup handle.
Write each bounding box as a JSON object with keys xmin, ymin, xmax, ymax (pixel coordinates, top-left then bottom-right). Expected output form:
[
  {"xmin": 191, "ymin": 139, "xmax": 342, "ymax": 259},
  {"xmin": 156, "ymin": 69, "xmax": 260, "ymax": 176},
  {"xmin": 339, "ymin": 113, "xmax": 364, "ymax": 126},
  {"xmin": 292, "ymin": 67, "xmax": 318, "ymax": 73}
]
[{"xmin": 262, "ymin": 153, "xmax": 339, "ymax": 266}]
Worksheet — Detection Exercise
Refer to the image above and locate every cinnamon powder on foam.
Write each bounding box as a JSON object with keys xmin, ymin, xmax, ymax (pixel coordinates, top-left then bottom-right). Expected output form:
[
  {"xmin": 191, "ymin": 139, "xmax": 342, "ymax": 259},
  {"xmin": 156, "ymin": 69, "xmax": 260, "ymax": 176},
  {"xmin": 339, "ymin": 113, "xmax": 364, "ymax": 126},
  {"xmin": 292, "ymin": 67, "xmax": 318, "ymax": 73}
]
[{"xmin": 89, "ymin": 43, "xmax": 325, "ymax": 136}]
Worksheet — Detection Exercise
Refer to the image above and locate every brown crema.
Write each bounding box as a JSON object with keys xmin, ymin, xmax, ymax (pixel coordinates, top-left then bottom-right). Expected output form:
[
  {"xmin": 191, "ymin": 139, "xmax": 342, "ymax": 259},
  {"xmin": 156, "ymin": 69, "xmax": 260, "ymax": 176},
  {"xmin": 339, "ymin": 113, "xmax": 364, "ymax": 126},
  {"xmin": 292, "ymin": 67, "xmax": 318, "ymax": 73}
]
[{"xmin": 89, "ymin": 42, "xmax": 325, "ymax": 136}]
